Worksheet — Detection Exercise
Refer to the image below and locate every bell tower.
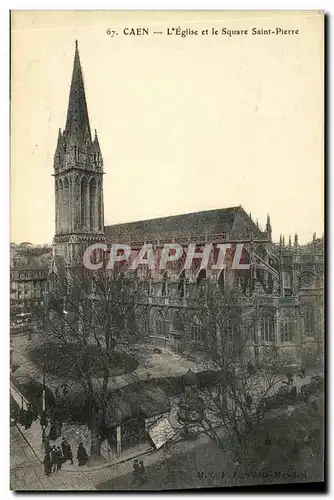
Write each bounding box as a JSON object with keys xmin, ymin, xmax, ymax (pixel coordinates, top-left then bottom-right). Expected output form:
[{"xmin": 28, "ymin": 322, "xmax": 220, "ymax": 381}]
[{"xmin": 53, "ymin": 41, "xmax": 105, "ymax": 263}]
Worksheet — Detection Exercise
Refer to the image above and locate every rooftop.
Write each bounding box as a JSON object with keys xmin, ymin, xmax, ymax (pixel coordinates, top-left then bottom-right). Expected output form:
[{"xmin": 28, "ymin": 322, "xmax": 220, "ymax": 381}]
[{"xmin": 105, "ymin": 206, "xmax": 266, "ymax": 244}]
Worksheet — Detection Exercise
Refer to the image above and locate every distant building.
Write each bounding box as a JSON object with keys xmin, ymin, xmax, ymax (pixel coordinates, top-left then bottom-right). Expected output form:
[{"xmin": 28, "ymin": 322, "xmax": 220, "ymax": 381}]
[{"xmin": 10, "ymin": 245, "xmax": 52, "ymax": 331}]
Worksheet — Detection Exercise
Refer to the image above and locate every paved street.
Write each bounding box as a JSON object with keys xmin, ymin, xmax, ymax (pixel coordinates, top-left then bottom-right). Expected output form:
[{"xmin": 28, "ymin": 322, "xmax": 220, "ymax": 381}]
[
  {"xmin": 96, "ymin": 402, "xmax": 324, "ymax": 491},
  {"xmin": 10, "ymin": 331, "xmax": 324, "ymax": 491},
  {"xmin": 10, "ymin": 401, "xmax": 323, "ymax": 492},
  {"xmin": 96, "ymin": 436, "xmax": 312, "ymax": 492},
  {"xmin": 10, "ymin": 425, "xmax": 97, "ymax": 491},
  {"xmin": 10, "ymin": 422, "xmax": 223, "ymax": 491},
  {"xmin": 96, "ymin": 436, "xmax": 321, "ymax": 492},
  {"xmin": 96, "ymin": 439, "xmax": 236, "ymax": 491}
]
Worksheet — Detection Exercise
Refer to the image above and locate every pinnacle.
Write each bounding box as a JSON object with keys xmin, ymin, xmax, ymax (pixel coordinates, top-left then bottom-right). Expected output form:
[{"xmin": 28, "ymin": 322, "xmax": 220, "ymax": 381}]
[{"xmin": 64, "ymin": 41, "xmax": 92, "ymax": 145}]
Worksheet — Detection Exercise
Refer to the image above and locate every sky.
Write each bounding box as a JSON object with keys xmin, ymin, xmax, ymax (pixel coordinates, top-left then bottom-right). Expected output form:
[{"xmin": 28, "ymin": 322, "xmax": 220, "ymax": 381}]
[{"xmin": 11, "ymin": 10, "xmax": 324, "ymax": 244}]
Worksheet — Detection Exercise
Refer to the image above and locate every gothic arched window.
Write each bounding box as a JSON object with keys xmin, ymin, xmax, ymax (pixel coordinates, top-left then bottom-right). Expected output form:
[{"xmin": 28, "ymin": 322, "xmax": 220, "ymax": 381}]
[
  {"xmin": 218, "ymin": 270, "xmax": 224, "ymax": 292},
  {"xmin": 281, "ymin": 318, "xmax": 293, "ymax": 342},
  {"xmin": 260, "ymin": 308, "xmax": 275, "ymax": 342},
  {"xmin": 179, "ymin": 270, "xmax": 186, "ymax": 298},
  {"xmin": 196, "ymin": 269, "xmax": 206, "ymax": 286},
  {"xmin": 63, "ymin": 177, "xmax": 69, "ymax": 231},
  {"xmin": 155, "ymin": 310, "xmax": 166, "ymax": 337},
  {"xmin": 173, "ymin": 311, "xmax": 184, "ymax": 332},
  {"xmin": 137, "ymin": 309, "xmax": 149, "ymax": 336},
  {"xmin": 57, "ymin": 179, "xmax": 63, "ymax": 233},
  {"xmin": 162, "ymin": 271, "xmax": 168, "ymax": 297},
  {"xmin": 191, "ymin": 315, "xmax": 203, "ymax": 342},
  {"xmin": 196, "ymin": 269, "xmax": 207, "ymax": 298},
  {"xmin": 304, "ymin": 305, "xmax": 315, "ymax": 337},
  {"xmin": 81, "ymin": 177, "xmax": 88, "ymax": 227},
  {"xmin": 223, "ymin": 318, "xmax": 240, "ymax": 344},
  {"xmin": 89, "ymin": 178, "xmax": 97, "ymax": 231}
]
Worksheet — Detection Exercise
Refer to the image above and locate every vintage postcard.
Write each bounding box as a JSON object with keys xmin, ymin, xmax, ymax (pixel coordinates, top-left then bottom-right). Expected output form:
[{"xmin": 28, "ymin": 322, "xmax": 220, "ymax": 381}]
[{"xmin": 10, "ymin": 10, "xmax": 324, "ymax": 491}]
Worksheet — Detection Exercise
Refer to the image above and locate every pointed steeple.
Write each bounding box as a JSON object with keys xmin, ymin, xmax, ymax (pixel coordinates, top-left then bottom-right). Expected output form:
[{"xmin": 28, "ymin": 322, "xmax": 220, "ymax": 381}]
[
  {"xmin": 53, "ymin": 128, "xmax": 63, "ymax": 167},
  {"xmin": 53, "ymin": 40, "xmax": 105, "ymax": 261},
  {"xmin": 56, "ymin": 128, "xmax": 62, "ymax": 147},
  {"xmin": 266, "ymin": 213, "xmax": 272, "ymax": 241},
  {"xmin": 93, "ymin": 129, "xmax": 103, "ymax": 169},
  {"xmin": 266, "ymin": 214, "xmax": 271, "ymax": 230},
  {"xmin": 64, "ymin": 40, "xmax": 92, "ymax": 146},
  {"xmin": 294, "ymin": 233, "xmax": 299, "ymax": 249},
  {"xmin": 93, "ymin": 129, "xmax": 101, "ymax": 151}
]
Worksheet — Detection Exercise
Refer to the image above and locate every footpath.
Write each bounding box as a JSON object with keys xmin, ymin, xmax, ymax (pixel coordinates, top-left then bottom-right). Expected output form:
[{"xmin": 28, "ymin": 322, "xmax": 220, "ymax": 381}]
[
  {"xmin": 11, "ymin": 418, "xmax": 218, "ymax": 492},
  {"xmin": 11, "ymin": 379, "xmax": 154, "ymax": 472},
  {"xmin": 10, "ymin": 379, "xmax": 219, "ymax": 491},
  {"xmin": 10, "ymin": 332, "xmax": 216, "ymax": 474},
  {"xmin": 10, "ymin": 332, "xmax": 323, "ymax": 490}
]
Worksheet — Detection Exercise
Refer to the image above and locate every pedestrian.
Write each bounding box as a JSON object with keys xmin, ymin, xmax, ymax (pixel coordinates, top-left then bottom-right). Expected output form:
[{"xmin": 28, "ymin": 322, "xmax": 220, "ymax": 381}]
[
  {"xmin": 139, "ymin": 460, "xmax": 147, "ymax": 485},
  {"xmin": 61, "ymin": 437, "xmax": 73, "ymax": 465},
  {"xmin": 55, "ymin": 419, "xmax": 63, "ymax": 438},
  {"xmin": 43, "ymin": 450, "xmax": 52, "ymax": 476},
  {"xmin": 132, "ymin": 459, "xmax": 140, "ymax": 486},
  {"xmin": 51, "ymin": 445, "xmax": 57, "ymax": 474},
  {"xmin": 43, "ymin": 436, "xmax": 50, "ymax": 454},
  {"xmin": 77, "ymin": 442, "xmax": 88, "ymax": 466},
  {"xmin": 49, "ymin": 421, "xmax": 58, "ymax": 441},
  {"xmin": 56, "ymin": 446, "xmax": 63, "ymax": 471},
  {"xmin": 27, "ymin": 403, "xmax": 38, "ymax": 423}
]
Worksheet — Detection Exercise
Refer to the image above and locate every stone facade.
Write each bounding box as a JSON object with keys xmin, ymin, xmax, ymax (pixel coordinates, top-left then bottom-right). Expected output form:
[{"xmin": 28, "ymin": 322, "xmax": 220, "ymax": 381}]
[
  {"xmin": 103, "ymin": 225, "xmax": 324, "ymax": 366},
  {"xmin": 52, "ymin": 40, "xmax": 105, "ymax": 263},
  {"xmin": 53, "ymin": 42, "xmax": 324, "ymax": 365},
  {"xmin": 12, "ymin": 42, "xmax": 324, "ymax": 367}
]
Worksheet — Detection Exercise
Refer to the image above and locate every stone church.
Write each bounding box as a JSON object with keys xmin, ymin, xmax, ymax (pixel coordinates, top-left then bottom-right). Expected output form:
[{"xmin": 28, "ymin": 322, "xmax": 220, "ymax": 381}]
[{"xmin": 13, "ymin": 42, "xmax": 325, "ymax": 367}]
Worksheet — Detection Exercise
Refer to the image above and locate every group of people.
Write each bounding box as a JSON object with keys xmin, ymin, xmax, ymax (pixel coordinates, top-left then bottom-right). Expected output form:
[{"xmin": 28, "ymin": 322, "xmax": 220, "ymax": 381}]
[
  {"xmin": 132, "ymin": 459, "xmax": 147, "ymax": 486},
  {"xmin": 13, "ymin": 403, "xmax": 39, "ymax": 430},
  {"xmin": 43, "ymin": 438, "xmax": 88, "ymax": 475},
  {"xmin": 44, "ymin": 440, "xmax": 149, "ymax": 484}
]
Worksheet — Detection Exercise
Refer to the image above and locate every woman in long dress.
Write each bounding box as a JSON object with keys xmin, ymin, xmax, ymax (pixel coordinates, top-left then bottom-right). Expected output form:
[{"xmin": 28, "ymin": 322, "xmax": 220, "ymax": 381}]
[
  {"xmin": 77, "ymin": 442, "xmax": 88, "ymax": 466},
  {"xmin": 43, "ymin": 450, "xmax": 52, "ymax": 476}
]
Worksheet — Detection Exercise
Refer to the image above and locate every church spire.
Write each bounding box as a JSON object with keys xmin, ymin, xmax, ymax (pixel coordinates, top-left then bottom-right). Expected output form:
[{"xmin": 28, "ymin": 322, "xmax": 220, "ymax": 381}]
[
  {"xmin": 53, "ymin": 41, "xmax": 105, "ymax": 262},
  {"xmin": 64, "ymin": 40, "xmax": 92, "ymax": 145},
  {"xmin": 94, "ymin": 129, "xmax": 100, "ymax": 146}
]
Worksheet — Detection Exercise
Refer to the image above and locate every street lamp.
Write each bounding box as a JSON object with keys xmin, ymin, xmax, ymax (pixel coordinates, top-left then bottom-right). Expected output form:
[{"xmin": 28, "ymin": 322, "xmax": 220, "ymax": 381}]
[
  {"xmin": 40, "ymin": 292, "xmax": 48, "ymax": 449},
  {"xmin": 40, "ymin": 341, "xmax": 47, "ymax": 448},
  {"xmin": 10, "ymin": 339, "xmax": 14, "ymax": 371}
]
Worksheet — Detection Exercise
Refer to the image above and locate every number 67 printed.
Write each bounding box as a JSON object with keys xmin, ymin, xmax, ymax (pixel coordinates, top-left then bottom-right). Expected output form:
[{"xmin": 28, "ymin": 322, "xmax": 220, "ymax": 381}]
[{"xmin": 106, "ymin": 28, "xmax": 117, "ymax": 37}]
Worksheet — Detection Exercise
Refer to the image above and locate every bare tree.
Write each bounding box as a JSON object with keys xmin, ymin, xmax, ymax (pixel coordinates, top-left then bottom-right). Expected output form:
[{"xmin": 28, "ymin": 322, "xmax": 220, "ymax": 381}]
[
  {"xmin": 39, "ymin": 265, "xmax": 147, "ymax": 460},
  {"xmin": 180, "ymin": 282, "xmax": 289, "ymax": 456}
]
